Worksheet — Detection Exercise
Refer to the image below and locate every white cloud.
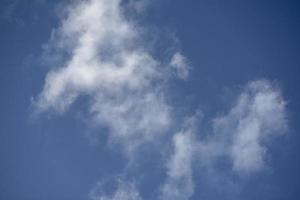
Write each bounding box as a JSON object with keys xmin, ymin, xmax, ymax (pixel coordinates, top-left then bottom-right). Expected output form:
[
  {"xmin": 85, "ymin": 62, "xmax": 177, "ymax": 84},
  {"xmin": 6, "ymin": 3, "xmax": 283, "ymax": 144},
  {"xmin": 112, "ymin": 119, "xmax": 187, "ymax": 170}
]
[
  {"xmin": 170, "ymin": 52, "xmax": 190, "ymax": 80},
  {"xmin": 213, "ymin": 80, "xmax": 287, "ymax": 173},
  {"xmin": 159, "ymin": 80, "xmax": 287, "ymax": 199},
  {"xmin": 90, "ymin": 179, "xmax": 142, "ymax": 200},
  {"xmin": 32, "ymin": 0, "xmax": 289, "ymax": 197},
  {"xmin": 161, "ymin": 129, "xmax": 195, "ymax": 200},
  {"xmin": 33, "ymin": 0, "xmax": 175, "ymax": 153}
]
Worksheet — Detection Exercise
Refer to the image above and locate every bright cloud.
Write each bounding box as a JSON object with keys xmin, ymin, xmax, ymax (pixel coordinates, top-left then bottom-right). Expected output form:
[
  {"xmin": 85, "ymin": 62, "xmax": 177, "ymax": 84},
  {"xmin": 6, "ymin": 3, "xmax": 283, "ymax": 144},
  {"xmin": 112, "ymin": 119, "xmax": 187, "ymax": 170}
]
[
  {"xmin": 33, "ymin": 0, "xmax": 175, "ymax": 153},
  {"xmin": 214, "ymin": 80, "xmax": 287, "ymax": 173},
  {"xmin": 33, "ymin": 0, "xmax": 288, "ymax": 199},
  {"xmin": 161, "ymin": 131, "xmax": 195, "ymax": 200},
  {"xmin": 160, "ymin": 80, "xmax": 287, "ymax": 199}
]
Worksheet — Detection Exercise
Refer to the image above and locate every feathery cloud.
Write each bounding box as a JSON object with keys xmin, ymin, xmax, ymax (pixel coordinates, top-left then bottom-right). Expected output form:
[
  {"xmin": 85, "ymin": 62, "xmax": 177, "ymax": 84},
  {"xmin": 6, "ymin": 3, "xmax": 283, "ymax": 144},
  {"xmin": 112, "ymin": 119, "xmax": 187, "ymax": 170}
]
[
  {"xmin": 33, "ymin": 0, "xmax": 288, "ymax": 198},
  {"xmin": 161, "ymin": 131, "xmax": 195, "ymax": 200},
  {"xmin": 33, "ymin": 0, "xmax": 176, "ymax": 154},
  {"xmin": 170, "ymin": 52, "xmax": 190, "ymax": 80},
  {"xmin": 213, "ymin": 80, "xmax": 287, "ymax": 173}
]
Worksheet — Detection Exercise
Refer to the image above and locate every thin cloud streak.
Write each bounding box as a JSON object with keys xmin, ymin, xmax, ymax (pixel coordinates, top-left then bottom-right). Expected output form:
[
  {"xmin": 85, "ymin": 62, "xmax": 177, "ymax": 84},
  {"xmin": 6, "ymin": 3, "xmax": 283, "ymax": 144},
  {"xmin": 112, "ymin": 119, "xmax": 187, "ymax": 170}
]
[
  {"xmin": 161, "ymin": 131, "xmax": 195, "ymax": 200},
  {"xmin": 90, "ymin": 179, "xmax": 142, "ymax": 200}
]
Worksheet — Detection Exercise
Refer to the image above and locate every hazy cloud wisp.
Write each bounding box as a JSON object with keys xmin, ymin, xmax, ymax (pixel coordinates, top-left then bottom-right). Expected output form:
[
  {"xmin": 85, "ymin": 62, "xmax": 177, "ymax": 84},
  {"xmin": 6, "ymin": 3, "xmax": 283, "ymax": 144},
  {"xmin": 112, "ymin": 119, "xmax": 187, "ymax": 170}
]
[
  {"xmin": 33, "ymin": 0, "xmax": 288, "ymax": 199},
  {"xmin": 33, "ymin": 0, "xmax": 184, "ymax": 154}
]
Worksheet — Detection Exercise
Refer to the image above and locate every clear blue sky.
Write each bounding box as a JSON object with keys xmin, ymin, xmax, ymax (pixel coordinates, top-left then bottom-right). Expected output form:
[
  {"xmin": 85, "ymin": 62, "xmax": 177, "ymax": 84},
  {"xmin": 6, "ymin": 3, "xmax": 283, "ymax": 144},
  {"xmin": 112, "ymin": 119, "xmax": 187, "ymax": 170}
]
[{"xmin": 0, "ymin": 0, "xmax": 299, "ymax": 200}]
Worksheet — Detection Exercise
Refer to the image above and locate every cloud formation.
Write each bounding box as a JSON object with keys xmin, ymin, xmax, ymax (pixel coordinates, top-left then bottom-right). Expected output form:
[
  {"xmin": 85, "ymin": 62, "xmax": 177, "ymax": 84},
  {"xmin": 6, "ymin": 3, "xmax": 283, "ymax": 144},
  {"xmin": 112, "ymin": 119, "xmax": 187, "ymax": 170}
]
[
  {"xmin": 161, "ymin": 131, "xmax": 195, "ymax": 200},
  {"xmin": 159, "ymin": 80, "xmax": 287, "ymax": 199},
  {"xmin": 188, "ymin": 80, "xmax": 287, "ymax": 174},
  {"xmin": 213, "ymin": 80, "xmax": 287, "ymax": 173},
  {"xmin": 34, "ymin": 0, "xmax": 288, "ymax": 199},
  {"xmin": 33, "ymin": 0, "xmax": 185, "ymax": 153},
  {"xmin": 170, "ymin": 52, "xmax": 190, "ymax": 80}
]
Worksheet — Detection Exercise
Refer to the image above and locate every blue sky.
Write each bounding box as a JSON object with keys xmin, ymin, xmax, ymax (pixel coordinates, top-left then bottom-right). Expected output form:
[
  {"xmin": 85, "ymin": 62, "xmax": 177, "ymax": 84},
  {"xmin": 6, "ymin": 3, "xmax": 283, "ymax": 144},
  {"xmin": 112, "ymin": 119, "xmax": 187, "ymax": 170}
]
[{"xmin": 0, "ymin": 0, "xmax": 300, "ymax": 200}]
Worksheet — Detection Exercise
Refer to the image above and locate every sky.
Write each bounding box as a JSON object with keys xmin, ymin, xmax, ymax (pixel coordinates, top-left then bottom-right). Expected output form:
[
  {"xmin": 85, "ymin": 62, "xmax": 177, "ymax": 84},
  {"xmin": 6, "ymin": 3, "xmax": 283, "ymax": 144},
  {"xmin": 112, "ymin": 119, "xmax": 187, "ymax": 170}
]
[{"xmin": 0, "ymin": 0, "xmax": 300, "ymax": 200}]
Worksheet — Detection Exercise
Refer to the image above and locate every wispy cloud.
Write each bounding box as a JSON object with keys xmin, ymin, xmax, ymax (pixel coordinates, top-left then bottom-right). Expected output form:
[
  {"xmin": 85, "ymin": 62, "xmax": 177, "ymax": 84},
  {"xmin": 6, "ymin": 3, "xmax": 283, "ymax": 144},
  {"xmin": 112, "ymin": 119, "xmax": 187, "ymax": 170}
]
[
  {"xmin": 213, "ymin": 80, "xmax": 287, "ymax": 173},
  {"xmin": 90, "ymin": 179, "xmax": 141, "ymax": 200},
  {"xmin": 170, "ymin": 52, "xmax": 190, "ymax": 80},
  {"xmin": 159, "ymin": 80, "xmax": 287, "ymax": 199},
  {"xmin": 161, "ymin": 132, "xmax": 195, "ymax": 200},
  {"xmin": 33, "ymin": 0, "xmax": 288, "ymax": 199},
  {"xmin": 33, "ymin": 0, "xmax": 184, "ymax": 154},
  {"xmin": 187, "ymin": 80, "xmax": 287, "ymax": 175},
  {"xmin": 160, "ymin": 112, "xmax": 201, "ymax": 200}
]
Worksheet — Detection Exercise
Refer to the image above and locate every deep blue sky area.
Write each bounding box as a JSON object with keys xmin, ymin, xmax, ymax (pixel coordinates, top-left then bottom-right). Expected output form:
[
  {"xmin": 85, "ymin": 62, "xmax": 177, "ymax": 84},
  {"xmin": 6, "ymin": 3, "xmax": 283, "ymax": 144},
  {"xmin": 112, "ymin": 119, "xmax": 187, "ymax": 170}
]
[{"xmin": 0, "ymin": 0, "xmax": 300, "ymax": 200}]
